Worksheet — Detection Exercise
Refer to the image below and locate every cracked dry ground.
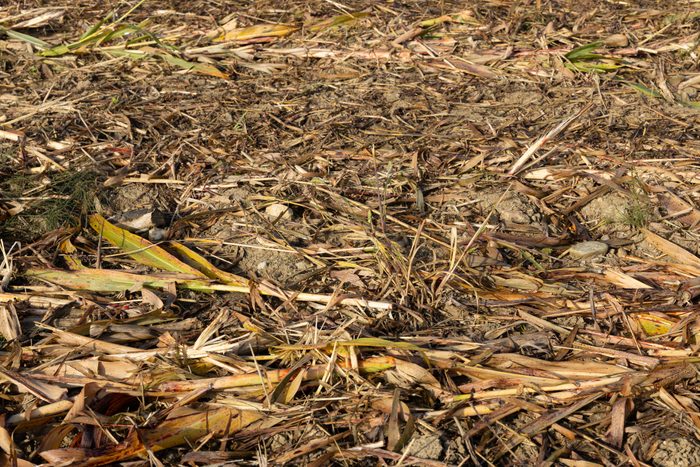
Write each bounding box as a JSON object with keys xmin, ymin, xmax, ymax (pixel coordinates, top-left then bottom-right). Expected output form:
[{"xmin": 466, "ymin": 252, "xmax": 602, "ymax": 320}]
[{"xmin": 1, "ymin": 0, "xmax": 700, "ymax": 466}]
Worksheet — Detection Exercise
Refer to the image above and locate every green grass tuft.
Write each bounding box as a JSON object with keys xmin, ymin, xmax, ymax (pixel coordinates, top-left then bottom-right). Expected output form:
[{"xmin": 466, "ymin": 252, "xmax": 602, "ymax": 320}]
[
  {"xmin": 1, "ymin": 170, "xmax": 98, "ymax": 242},
  {"xmin": 622, "ymin": 178, "xmax": 652, "ymax": 229}
]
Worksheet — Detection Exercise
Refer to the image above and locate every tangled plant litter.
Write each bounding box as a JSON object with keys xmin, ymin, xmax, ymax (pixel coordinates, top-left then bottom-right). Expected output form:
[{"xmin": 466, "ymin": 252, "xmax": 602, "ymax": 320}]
[{"xmin": 0, "ymin": 0, "xmax": 700, "ymax": 465}]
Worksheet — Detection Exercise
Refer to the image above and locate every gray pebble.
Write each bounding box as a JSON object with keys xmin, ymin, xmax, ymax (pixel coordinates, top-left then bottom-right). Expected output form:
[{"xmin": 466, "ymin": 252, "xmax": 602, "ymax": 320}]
[{"xmin": 568, "ymin": 241, "xmax": 609, "ymax": 260}]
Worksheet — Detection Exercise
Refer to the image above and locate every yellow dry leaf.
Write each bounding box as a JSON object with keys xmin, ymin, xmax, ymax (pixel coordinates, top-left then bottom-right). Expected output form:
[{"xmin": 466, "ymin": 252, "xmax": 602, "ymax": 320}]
[
  {"xmin": 58, "ymin": 238, "xmax": 84, "ymax": 270},
  {"xmin": 634, "ymin": 312, "xmax": 675, "ymax": 336},
  {"xmin": 218, "ymin": 23, "xmax": 298, "ymax": 42},
  {"xmin": 27, "ymin": 267, "xmax": 213, "ymax": 293},
  {"xmin": 169, "ymin": 241, "xmax": 248, "ymax": 285}
]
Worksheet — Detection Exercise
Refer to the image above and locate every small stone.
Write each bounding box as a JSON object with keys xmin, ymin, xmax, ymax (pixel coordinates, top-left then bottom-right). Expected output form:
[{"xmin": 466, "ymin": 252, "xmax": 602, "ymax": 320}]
[
  {"xmin": 568, "ymin": 241, "xmax": 609, "ymax": 260},
  {"xmin": 604, "ymin": 34, "xmax": 628, "ymax": 47},
  {"xmin": 265, "ymin": 203, "xmax": 293, "ymax": 221}
]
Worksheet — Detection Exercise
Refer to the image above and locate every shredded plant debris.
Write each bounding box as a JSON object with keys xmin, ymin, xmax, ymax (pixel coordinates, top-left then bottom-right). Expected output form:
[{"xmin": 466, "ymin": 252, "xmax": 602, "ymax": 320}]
[{"xmin": 1, "ymin": 0, "xmax": 700, "ymax": 465}]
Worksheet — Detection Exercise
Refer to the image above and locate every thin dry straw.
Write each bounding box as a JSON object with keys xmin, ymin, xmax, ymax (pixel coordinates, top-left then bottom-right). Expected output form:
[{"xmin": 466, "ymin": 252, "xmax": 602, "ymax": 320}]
[{"xmin": 508, "ymin": 103, "xmax": 592, "ymax": 175}]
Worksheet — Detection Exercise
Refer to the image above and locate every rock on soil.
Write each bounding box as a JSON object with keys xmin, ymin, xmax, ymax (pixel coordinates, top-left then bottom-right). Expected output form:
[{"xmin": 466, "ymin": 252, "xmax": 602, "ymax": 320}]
[
  {"xmin": 265, "ymin": 203, "xmax": 293, "ymax": 221},
  {"xmin": 568, "ymin": 241, "xmax": 609, "ymax": 260}
]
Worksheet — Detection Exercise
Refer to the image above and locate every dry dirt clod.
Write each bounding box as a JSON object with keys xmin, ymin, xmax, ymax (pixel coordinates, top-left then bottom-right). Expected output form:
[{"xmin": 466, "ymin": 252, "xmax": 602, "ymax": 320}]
[
  {"xmin": 580, "ymin": 192, "xmax": 631, "ymax": 231},
  {"xmin": 478, "ymin": 189, "xmax": 540, "ymax": 225},
  {"xmin": 264, "ymin": 203, "xmax": 293, "ymax": 221},
  {"xmin": 108, "ymin": 184, "xmax": 160, "ymax": 214}
]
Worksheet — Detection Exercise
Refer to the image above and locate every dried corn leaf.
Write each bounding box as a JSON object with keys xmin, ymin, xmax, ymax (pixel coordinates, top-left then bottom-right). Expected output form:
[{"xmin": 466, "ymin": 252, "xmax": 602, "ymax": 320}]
[
  {"xmin": 27, "ymin": 267, "xmax": 212, "ymax": 293},
  {"xmin": 39, "ymin": 406, "xmax": 268, "ymax": 466},
  {"xmin": 6, "ymin": 401, "xmax": 74, "ymax": 430},
  {"xmin": 634, "ymin": 312, "xmax": 675, "ymax": 336},
  {"xmin": 489, "ymin": 353, "xmax": 629, "ymax": 379},
  {"xmin": 657, "ymin": 387, "xmax": 700, "ymax": 434},
  {"xmin": 158, "ymin": 52, "xmax": 229, "ymax": 79},
  {"xmin": 0, "ymin": 455, "xmax": 34, "ymax": 467},
  {"xmin": 39, "ymin": 358, "xmax": 139, "ymax": 383},
  {"xmin": 335, "ymin": 337, "xmax": 422, "ymax": 351},
  {"xmin": 67, "ymin": 309, "xmax": 177, "ymax": 335},
  {"xmin": 0, "ymin": 424, "xmax": 14, "ymax": 455},
  {"xmin": 41, "ymin": 324, "xmax": 143, "ymax": 355},
  {"xmin": 7, "ymin": 9, "xmax": 65, "ymax": 29},
  {"xmin": 0, "ymin": 303, "xmax": 21, "ymax": 341},
  {"xmin": 522, "ymin": 393, "xmax": 602, "ymax": 436},
  {"xmin": 59, "ymin": 238, "xmax": 84, "ymax": 270},
  {"xmin": 168, "ymin": 241, "xmax": 248, "ymax": 285},
  {"xmin": 36, "ymin": 424, "xmax": 78, "ymax": 455},
  {"xmin": 601, "ymin": 268, "xmax": 652, "ymax": 289},
  {"xmin": 658, "ymin": 191, "xmax": 700, "ymax": 229},
  {"xmin": 217, "ymin": 23, "xmax": 299, "ymax": 42},
  {"xmin": 643, "ymin": 228, "xmax": 700, "ymax": 269},
  {"xmin": 0, "ymin": 367, "xmax": 67, "ymax": 402},
  {"xmin": 606, "ymin": 397, "xmax": 632, "ymax": 448},
  {"xmin": 27, "ymin": 266, "xmax": 390, "ymax": 310},
  {"xmin": 388, "ymin": 359, "xmax": 445, "ymax": 399},
  {"xmin": 88, "ymin": 214, "xmax": 205, "ymax": 277},
  {"xmin": 0, "ymin": 26, "xmax": 51, "ymax": 49},
  {"xmin": 158, "ymin": 356, "xmax": 397, "ymax": 392}
]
